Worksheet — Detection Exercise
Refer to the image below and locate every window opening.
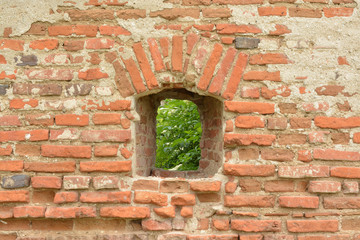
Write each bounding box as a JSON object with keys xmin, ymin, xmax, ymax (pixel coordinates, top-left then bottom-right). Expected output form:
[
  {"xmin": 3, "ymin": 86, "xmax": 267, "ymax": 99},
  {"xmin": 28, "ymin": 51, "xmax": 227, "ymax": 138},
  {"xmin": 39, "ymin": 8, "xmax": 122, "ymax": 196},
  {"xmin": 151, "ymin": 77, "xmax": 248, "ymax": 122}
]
[
  {"xmin": 155, "ymin": 99, "xmax": 202, "ymax": 171},
  {"xmin": 135, "ymin": 89, "xmax": 223, "ymax": 178}
]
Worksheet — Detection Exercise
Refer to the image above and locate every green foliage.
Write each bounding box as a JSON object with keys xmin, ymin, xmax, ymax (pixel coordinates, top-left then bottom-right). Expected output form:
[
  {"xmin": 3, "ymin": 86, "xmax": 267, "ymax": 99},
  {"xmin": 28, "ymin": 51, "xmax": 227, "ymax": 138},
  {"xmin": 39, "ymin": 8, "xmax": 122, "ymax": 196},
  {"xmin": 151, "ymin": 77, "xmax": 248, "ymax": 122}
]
[{"xmin": 155, "ymin": 99, "xmax": 202, "ymax": 171}]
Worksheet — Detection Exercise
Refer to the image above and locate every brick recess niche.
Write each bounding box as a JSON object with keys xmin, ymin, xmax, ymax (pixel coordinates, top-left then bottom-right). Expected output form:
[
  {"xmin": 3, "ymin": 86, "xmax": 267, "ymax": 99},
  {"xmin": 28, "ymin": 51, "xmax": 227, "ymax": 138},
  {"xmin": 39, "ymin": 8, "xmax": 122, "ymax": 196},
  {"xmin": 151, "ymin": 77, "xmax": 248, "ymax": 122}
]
[{"xmin": 0, "ymin": 0, "xmax": 359, "ymax": 239}]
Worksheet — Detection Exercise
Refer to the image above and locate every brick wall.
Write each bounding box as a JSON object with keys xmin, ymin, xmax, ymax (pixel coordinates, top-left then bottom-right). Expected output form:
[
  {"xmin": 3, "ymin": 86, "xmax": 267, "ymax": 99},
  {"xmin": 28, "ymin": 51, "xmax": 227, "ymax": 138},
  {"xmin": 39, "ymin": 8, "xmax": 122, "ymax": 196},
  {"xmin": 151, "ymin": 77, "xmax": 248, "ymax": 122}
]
[{"xmin": 0, "ymin": 0, "xmax": 359, "ymax": 239}]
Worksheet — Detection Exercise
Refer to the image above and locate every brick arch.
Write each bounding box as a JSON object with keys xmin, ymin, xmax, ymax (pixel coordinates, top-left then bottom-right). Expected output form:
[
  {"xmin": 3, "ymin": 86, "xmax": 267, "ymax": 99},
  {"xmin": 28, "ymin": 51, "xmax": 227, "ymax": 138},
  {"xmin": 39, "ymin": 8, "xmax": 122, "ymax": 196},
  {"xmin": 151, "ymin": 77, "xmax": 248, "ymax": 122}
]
[{"xmin": 110, "ymin": 34, "xmax": 249, "ymax": 101}]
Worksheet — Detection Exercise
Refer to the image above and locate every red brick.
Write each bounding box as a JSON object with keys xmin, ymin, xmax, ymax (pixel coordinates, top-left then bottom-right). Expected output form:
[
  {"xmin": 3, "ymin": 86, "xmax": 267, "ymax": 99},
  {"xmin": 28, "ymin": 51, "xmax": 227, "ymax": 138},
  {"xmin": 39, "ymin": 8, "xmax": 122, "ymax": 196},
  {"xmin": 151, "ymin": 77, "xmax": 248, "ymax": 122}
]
[
  {"xmin": 154, "ymin": 206, "xmax": 176, "ymax": 218},
  {"xmin": 55, "ymin": 114, "xmax": 89, "ymax": 126},
  {"xmin": 133, "ymin": 42, "xmax": 159, "ymax": 88},
  {"xmin": 99, "ymin": 25, "xmax": 131, "ymax": 36},
  {"xmin": 331, "ymin": 167, "xmax": 360, "ymax": 178},
  {"xmin": 134, "ymin": 191, "xmax": 167, "ymax": 206},
  {"xmin": 0, "ymin": 130, "xmax": 48, "ymax": 142},
  {"xmin": 0, "ymin": 39, "xmax": 24, "ymax": 51},
  {"xmin": 308, "ymin": 181, "xmax": 341, "ymax": 193},
  {"xmin": 279, "ymin": 196, "xmax": 319, "ymax": 208},
  {"xmin": 186, "ymin": 33, "xmax": 200, "ymax": 55},
  {"xmin": 213, "ymin": 219, "xmax": 229, "ymax": 231},
  {"xmin": 45, "ymin": 207, "xmax": 96, "ymax": 218},
  {"xmin": 0, "ymin": 190, "xmax": 29, "ymax": 203},
  {"xmin": 243, "ymin": 71, "xmax": 281, "ymax": 82},
  {"xmin": 171, "ymin": 36, "xmax": 183, "ymax": 72},
  {"xmin": 31, "ymin": 176, "xmax": 62, "ymax": 189},
  {"xmin": 261, "ymin": 85, "xmax": 291, "ymax": 99},
  {"xmin": 324, "ymin": 197, "xmax": 360, "ymax": 209},
  {"xmin": 250, "ymin": 53, "xmax": 289, "ymax": 65},
  {"xmin": 0, "ymin": 71, "xmax": 15, "ymax": 80},
  {"xmin": 116, "ymin": 9, "xmax": 146, "ymax": 19},
  {"xmin": 24, "ymin": 162, "xmax": 75, "ymax": 172},
  {"xmin": 222, "ymin": 53, "xmax": 248, "ymax": 100},
  {"xmin": 314, "ymin": 149, "xmax": 360, "ymax": 161},
  {"xmin": 224, "ymin": 133, "xmax": 276, "ymax": 146},
  {"xmin": 142, "ymin": 219, "xmax": 172, "ymax": 231},
  {"xmin": 278, "ymin": 166, "xmax": 329, "ymax": 178},
  {"xmin": 278, "ymin": 134, "xmax": 307, "ymax": 145},
  {"xmin": 225, "ymin": 101, "xmax": 275, "ymax": 114},
  {"xmin": 133, "ymin": 180, "xmax": 159, "ymax": 191},
  {"xmin": 9, "ymin": 99, "xmax": 39, "ymax": 109},
  {"xmin": 54, "ymin": 192, "xmax": 79, "ymax": 203},
  {"xmin": 224, "ymin": 195, "xmax": 275, "ymax": 207},
  {"xmin": 74, "ymin": 218, "xmax": 126, "ymax": 231},
  {"xmin": 0, "ymin": 219, "xmax": 30, "ymax": 230},
  {"xmin": 0, "ymin": 160, "xmax": 23, "ymax": 171},
  {"xmin": 148, "ymin": 38, "xmax": 165, "ymax": 72},
  {"xmin": 48, "ymin": 25, "xmax": 98, "ymax": 37},
  {"xmin": 0, "ymin": 145, "xmax": 12, "ymax": 156},
  {"xmin": 209, "ymin": 48, "xmax": 237, "ymax": 95},
  {"xmin": 85, "ymin": 38, "xmax": 114, "ymax": 49},
  {"xmin": 343, "ymin": 181, "xmax": 358, "ymax": 193},
  {"xmin": 121, "ymin": 57, "xmax": 147, "ymax": 93},
  {"xmin": 267, "ymin": 118, "xmax": 287, "ymax": 130},
  {"xmin": 0, "ymin": 115, "xmax": 21, "ymax": 126},
  {"xmin": 235, "ymin": 116, "xmax": 265, "ymax": 129},
  {"xmin": 287, "ymin": 220, "xmax": 338, "ymax": 232},
  {"xmin": 324, "ymin": 8, "xmax": 353, "ymax": 18},
  {"xmin": 63, "ymin": 40, "xmax": 84, "ymax": 51},
  {"xmin": 50, "ymin": 129, "xmax": 79, "ymax": 140},
  {"xmin": 180, "ymin": 206, "xmax": 193, "ymax": 218},
  {"xmin": 214, "ymin": 0, "xmax": 263, "ymax": 4},
  {"xmin": 29, "ymin": 39, "xmax": 58, "ymax": 50},
  {"xmin": 80, "ymin": 161, "xmax": 131, "ymax": 172},
  {"xmin": 202, "ymin": 8, "xmax": 232, "ymax": 18},
  {"xmin": 80, "ymin": 191, "xmax": 131, "ymax": 203},
  {"xmin": 78, "ymin": 68, "xmax": 109, "ymax": 80},
  {"xmin": 25, "ymin": 114, "xmax": 54, "ymax": 126},
  {"xmin": 197, "ymin": 43, "xmax": 223, "ymax": 91},
  {"xmin": 190, "ymin": 181, "xmax": 221, "ymax": 192},
  {"xmin": 82, "ymin": 99, "xmax": 131, "ymax": 111},
  {"xmin": 150, "ymin": 8, "xmax": 200, "ymax": 20},
  {"xmin": 270, "ymin": 24, "xmax": 292, "ymax": 35},
  {"xmin": 171, "ymin": 194, "xmax": 196, "ymax": 206},
  {"xmin": 197, "ymin": 193, "xmax": 221, "ymax": 203},
  {"xmin": 224, "ymin": 164, "xmax": 275, "ymax": 176},
  {"xmin": 32, "ymin": 219, "xmax": 73, "ymax": 231},
  {"xmin": 331, "ymin": 132, "xmax": 350, "ymax": 144},
  {"xmin": 238, "ymin": 179, "xmax": 261, "ymax": 192},
  {"xmin": 216, "ymin": 24, "xmax": 261, "ymax": 34},
  {"xmin": 66, "ymin": 9, "xmax": 114, "ymax": 20},
  {"xmin": 13, "ymin": 206, "xmax": 46, "ymax": 218},
  {"xmin": 298, "ymin": 150, "xmax": 312, "ymax": 162},
  {"xmin": 81, "ymin": 130, "xmax": 131, "ymax": 142},
  {"xmin": 183, "ymin": 0, "xmax": 212, "ymax": 5},
  {"xmin": 159, "ymin": 37, "xmax": 170, "ymax": 57},
  {"xmin": 264, "ymin": 180, "xmax": 295, "ymax": 192},
  {"xmin": 261, "ymin": 149, "xmax": 294, "ymax": 161},
  {"xmin": 290, "ymin": 117, "xmax": 312, "ymax": 129},
  {"xmin": 315, "ymin": 116, "xmax": 360, "ymax": 129},
  {"xmin": 241, "ymin": 87, "xmax": 260, "ymax": 99},
  {"xmin": 289, "ymin": 8, "xmax": 322, "ymax": 18},
  {"xmin": 100, "ymin": 206, "xmax": 150, "ymax": 218},
  {"xmin": 221, "ymin": 37, "xmax": 235, "ymax": 45},
  {"xmin": 26, "ymin": 69, "xmax": 74, "ymax": 80},
  {"xmin": 231, "ymin": 220, "xmax": 281, "ymax": 232},
  {"xmin": 94, "ymin": 145, "xmax": 118, "ymax": 157},
  {"xmin": 41, "ymin": 145, "xmax": 91, "ymax": 158},
  {"xmin": 258, "ymin": 6, "xmax": 286, "ymax": 16}
]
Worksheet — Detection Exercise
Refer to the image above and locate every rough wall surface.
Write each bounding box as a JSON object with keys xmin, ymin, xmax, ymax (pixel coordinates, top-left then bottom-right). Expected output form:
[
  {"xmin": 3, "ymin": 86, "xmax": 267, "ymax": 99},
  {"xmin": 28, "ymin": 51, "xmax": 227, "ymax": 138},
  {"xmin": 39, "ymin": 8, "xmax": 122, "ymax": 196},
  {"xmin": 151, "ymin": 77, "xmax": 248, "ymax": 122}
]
[{"xmin": 0, "ymin": 0, "xmax": 360, "ymax": 239}]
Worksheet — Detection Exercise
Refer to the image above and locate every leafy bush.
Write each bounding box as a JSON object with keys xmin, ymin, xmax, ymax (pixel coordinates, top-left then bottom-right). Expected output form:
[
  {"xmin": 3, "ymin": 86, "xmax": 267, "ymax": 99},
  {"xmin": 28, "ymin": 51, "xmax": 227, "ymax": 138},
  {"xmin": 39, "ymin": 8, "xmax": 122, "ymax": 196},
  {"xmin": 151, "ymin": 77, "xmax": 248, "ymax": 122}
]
[{"xmin": 155, "ymin": 99, "xmax": 202, "ymax": 171}]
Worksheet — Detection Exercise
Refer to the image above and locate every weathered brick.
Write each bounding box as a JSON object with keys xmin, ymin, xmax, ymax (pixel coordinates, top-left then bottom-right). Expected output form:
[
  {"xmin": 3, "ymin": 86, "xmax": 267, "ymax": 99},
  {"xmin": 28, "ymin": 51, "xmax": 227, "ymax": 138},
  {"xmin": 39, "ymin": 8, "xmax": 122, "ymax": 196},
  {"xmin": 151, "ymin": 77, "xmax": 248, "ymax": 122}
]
[
  {"xmin": 63, "ymin": 176, "xmax": 91, "ymax": 190},
  {"xmin": 224, "ymin": 195, "xmax": 275, "ymax": 207},
  {"xmin": 171, "ymin": 194, "xmax": 196, "ymax": 206},
  {"xmin": 324, "ymin": 197, "xmax": 360, "ymax": 209},
  {"xmin": 142, "ymin": 219, "xmax": 172, "ymax": 231},
  {"xmin": 261, "ymin": 149, "xmax": 294, "ymax": 161},
  {"xmin": 45, "ymin": 206, "xmax": 96, "ymax": 218},
  {"xmin": 308, "ymin": 181, "xmax": 341, "ymax": 193},
  {"xmin": 81, "ymin": 191, "xmax": 131, "ymax": 203},
  {"xmin": 278, "ymin": 166, "xmax": 329, "ymax": 178},
  {"xmin": 13, "ymin": 206, "xmax": 46, "ymax": 218},
  {"xmin": 41, "ymin": 145, "xmax": 91, "ymax": 158},
  {"xmin": 0, "ymin": 190, "xmax": 29, "ymax": 202},
  {"xmin": 279, "ymin": 196, "xmax": 319, "ymax": 208},
  {"xmin": 1, "ymin": 175, "xmax": 30, "ymax": 189},
  {"xmin": 235, "ymin": 37, "xmax": 260, "ymax": 49},
  {"xmin": 81, "ymin": 130, "xmax": 131, "ymax": 142},
  {"xmin": 93, "ymin": 176, "xmax": 119, "ymax": 189},
  {"xmin": 54, "ymin": 192, "xmax": 79, "ymax": 203},
  {"xmin": 287, "ymin": 220, "xmax": 338, "ymax": 232},
  {"xmin": 224, "ymin": 164, "xmax": 275, "ymax": 176},
  {"xmin": 232, "ymin": 220, "xmax": 281, "ymax": 232},
  {"xmin": 24, "ymin": 162, "xmax": 75, "ymax": 172},
  {"xmin": 80, "ymin": 161, "xmax": 131, "ymax": 172},
  {"xmin": 100, "ymin": 206, "xmax": 150, "ymax": 218}
]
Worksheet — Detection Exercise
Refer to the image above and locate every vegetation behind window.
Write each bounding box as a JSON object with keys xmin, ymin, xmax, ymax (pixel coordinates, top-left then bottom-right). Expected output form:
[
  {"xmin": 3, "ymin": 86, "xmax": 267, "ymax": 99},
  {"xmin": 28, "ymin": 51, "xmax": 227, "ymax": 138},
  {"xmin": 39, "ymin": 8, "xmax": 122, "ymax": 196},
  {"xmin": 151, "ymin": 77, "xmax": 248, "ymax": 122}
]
[{"xmin": 156, "ymin": 99, "xmax": 202, "ymax": 171}]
